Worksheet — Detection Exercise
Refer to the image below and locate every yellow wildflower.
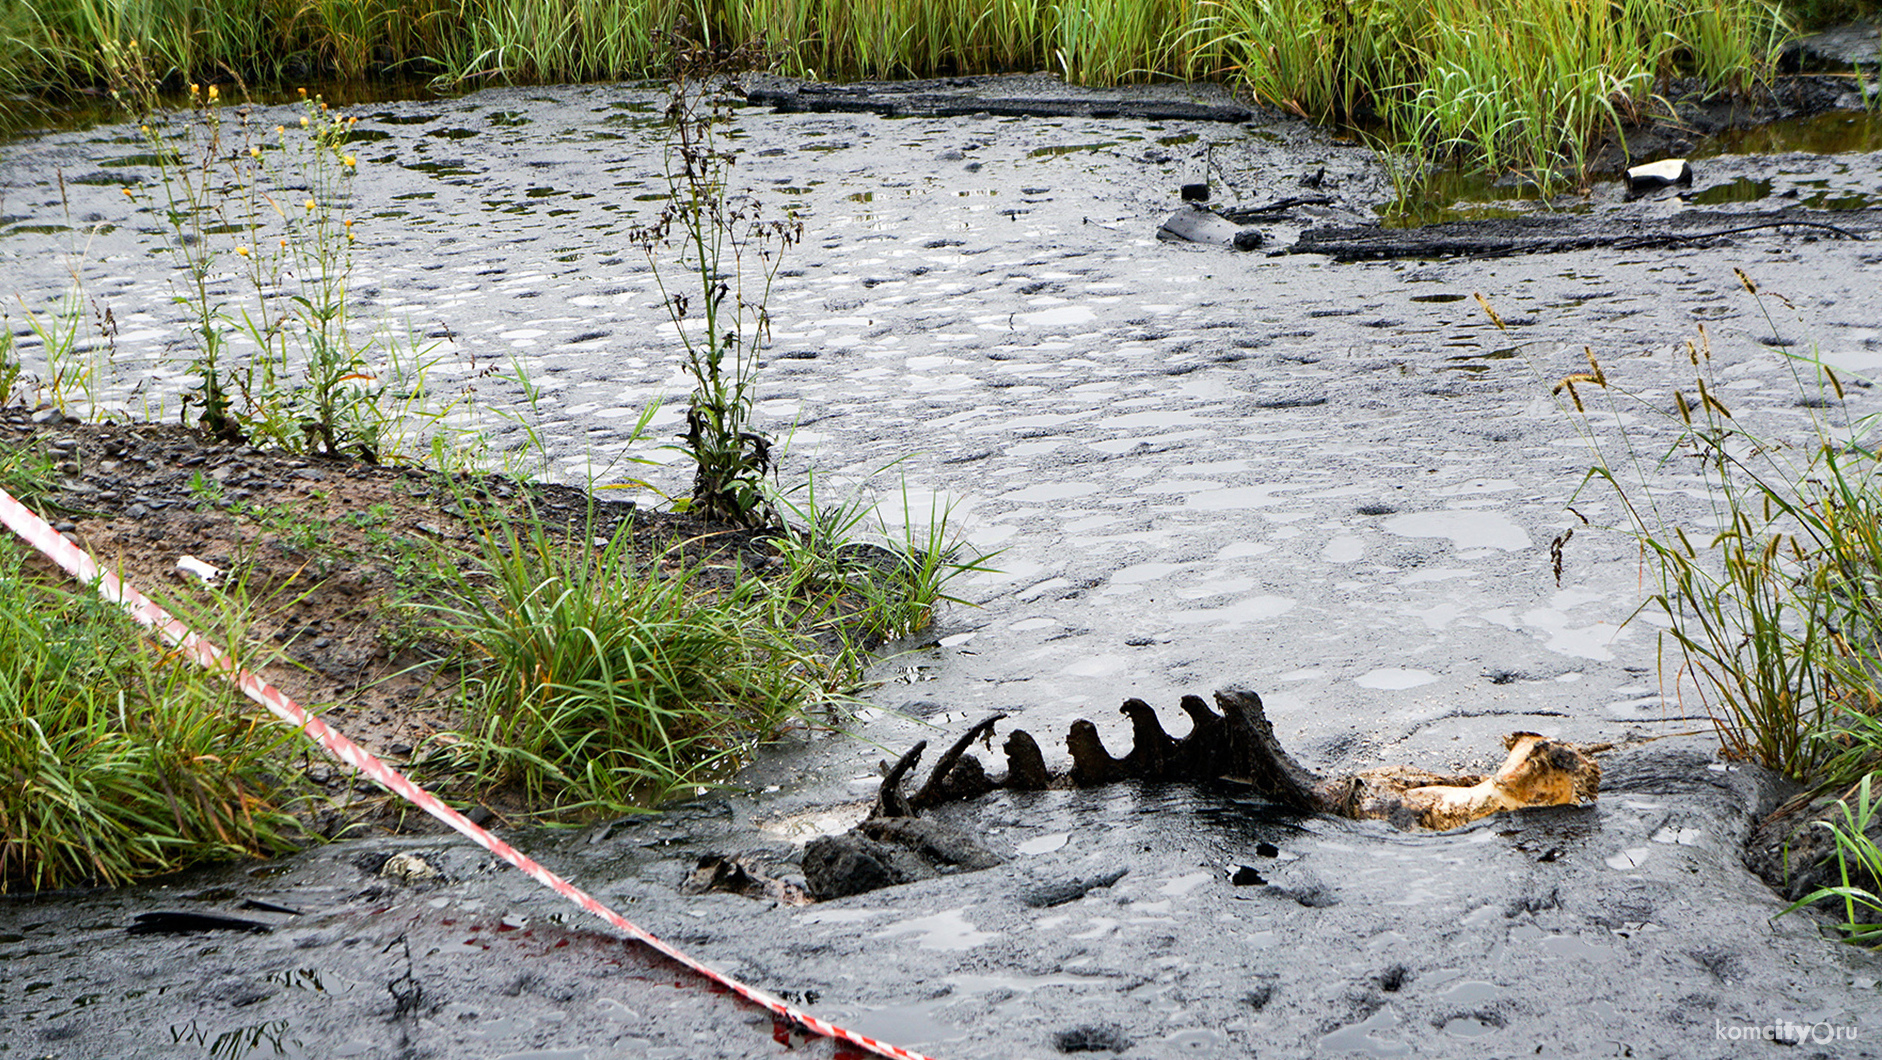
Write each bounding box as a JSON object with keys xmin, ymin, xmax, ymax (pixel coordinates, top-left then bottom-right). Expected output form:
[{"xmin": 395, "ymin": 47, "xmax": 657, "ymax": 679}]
[
  {"xmin": 305, "ymin": 198, "xmax": 316, "ymax": 210},
  {"xmin": 300, "ymin": 116, "xmax": 310, "ymax": 128},
  {"xmin": 343, "ymin": 155, "xmax": 356, "ymax": 168},
  {"xmin": 208, "ymin": 85, "xmax": 218, "ymax": 101},
  {"xmin": 236, "ymin": 245, "xmax": 250, "ymax": 257}
]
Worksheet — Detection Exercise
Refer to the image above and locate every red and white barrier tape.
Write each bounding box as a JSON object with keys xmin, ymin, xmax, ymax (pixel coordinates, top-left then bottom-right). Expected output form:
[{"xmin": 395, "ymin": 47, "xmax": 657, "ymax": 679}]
[{"xmin": 0, "ymin": 485, "xmax": 934, "ymax": 1060}]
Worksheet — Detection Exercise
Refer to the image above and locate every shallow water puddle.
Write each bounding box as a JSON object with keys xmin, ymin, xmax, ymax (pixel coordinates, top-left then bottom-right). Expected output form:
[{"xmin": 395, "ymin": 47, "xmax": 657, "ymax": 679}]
[
  {"xmin": 871, "ymin": 907, "xmax": 1000, "ymax": 950},
  {"xmin": 1352, "ymin": 668, "xmax": 1439, "ymax": 690},
  {"xmin": 1382, "ymin": 510, "xmax": 1531, "ymax": 551},
  {"xmin": 1319, "ymin": 1004, "xmax": 1412, "ymax": 1057}
]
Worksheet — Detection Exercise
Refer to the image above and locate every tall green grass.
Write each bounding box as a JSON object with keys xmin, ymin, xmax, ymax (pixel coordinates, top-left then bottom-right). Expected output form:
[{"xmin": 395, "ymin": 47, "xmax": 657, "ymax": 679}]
[
  {"xmin": 1204, "ymin": 0, "xmax": 1788, "ymax": 183},
  {"xmin": 421, "ymin": 469, "xmax": 993, "ymax": 814},
  {"xmin": 1511, "ymin": 274, "xmax": 1882, "ymax": 787},
  {"xmin": 425, "ymin": 508, "xmax": 829, "ymax": 813},
  {"xmin": 1485, "ymin": 274, "xmax": 1882, "ymax": 945},
  {"xmin": 1, "ymin": 0, "xmax": 1790, "ymax": 181},
  {"xmin": 0, "ymin": 542, "xmax": 303, "ymax": 892}
]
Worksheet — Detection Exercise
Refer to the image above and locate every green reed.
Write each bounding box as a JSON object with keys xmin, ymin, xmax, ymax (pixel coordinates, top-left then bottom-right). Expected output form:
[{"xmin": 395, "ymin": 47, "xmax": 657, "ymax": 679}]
[
  {"xmin": 1, "ymin": 0, "xmax": 1797, "ymax": 184},
  {"xmin": 1204, "ymin": 0, "xmax": 1788, "ymax": 188},
  {"xmin": 1513, "ymin": 271, "xmax": 1882, "ymax": 786}
]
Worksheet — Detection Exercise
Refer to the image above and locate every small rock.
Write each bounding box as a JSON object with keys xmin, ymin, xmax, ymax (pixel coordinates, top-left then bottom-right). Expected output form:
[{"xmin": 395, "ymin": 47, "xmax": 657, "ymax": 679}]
[
  {"xmin": 1230, "ymin": 864, "xmax": 1267, "ymax": 886},
  {"xmin": 1180, "ymin": 182, "xmax": 1209, "ymax": 202},
  {"xmin": 1627, "ymin": 158, "xmax": 1692, "ymax": 192}
]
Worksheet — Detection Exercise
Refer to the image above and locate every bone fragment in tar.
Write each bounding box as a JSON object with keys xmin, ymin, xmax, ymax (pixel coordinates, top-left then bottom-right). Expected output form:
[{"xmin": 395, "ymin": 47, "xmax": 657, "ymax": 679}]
[{"xmin": 791, "ymin": 689, "xmax": 1601, "ymax": 900}]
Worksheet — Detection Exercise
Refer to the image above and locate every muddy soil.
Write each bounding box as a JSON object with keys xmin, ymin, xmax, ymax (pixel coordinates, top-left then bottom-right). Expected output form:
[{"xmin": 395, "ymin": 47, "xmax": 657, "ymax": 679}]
[
  {"xmin": 0, "ymin": 404, "xmax": 782, "ymax": 827},
  {"xmin": 2, "ymin": 68, "xmax": 1881, "ymax": 1060}
]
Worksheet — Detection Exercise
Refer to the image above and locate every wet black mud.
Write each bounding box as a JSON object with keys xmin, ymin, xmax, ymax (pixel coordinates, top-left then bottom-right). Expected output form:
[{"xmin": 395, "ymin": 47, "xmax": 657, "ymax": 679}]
[
  {"xmin": 3, "ymin": 68, "xmax": 1882, "ymax": 1059},
  {"xmin": 3, "ymin": 742, "xmax": 1874, "ymax": 1059}
]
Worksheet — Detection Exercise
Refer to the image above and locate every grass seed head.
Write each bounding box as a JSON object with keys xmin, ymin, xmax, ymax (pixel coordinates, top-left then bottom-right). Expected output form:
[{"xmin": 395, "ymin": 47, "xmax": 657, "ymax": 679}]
[{"xmin": 1474, "ymin": 292, "xmax": 1507, "ymax": 331}]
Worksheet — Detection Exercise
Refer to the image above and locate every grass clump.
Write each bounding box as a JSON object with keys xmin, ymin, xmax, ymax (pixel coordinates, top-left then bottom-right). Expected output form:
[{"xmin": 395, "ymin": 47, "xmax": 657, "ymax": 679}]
[
  {"xmin": 1492, "ymin": 273, "xmax": 1882, "ymax": 943},
  {"xmin": 427, "ymin": 511, "xmax": 827, "ymax": 813},
  {"xmin": 1540, "ymin": 279, "xmax": 1882, "ymax": 785},
  {"xmin": 1782, "ymin": 774, "xmax": 1882, "ymax": 946},
  {"xmin": 0, "ymin": 542, "xmax": 302, "ymax": 892},
  {"xmin": 768, "ymin": 468, "xmax": 997, "ymax": 655},
  {"xmin": 1203, "ymin": 0, "xmax": 1789, "ymax": 187},
  {"xmin": 419, "ymin": 468, "xmax": 992, "ymax": 815},
  {"xmin": 0, "ymin": 434, "xmax": 59, "ymax": 510}
]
